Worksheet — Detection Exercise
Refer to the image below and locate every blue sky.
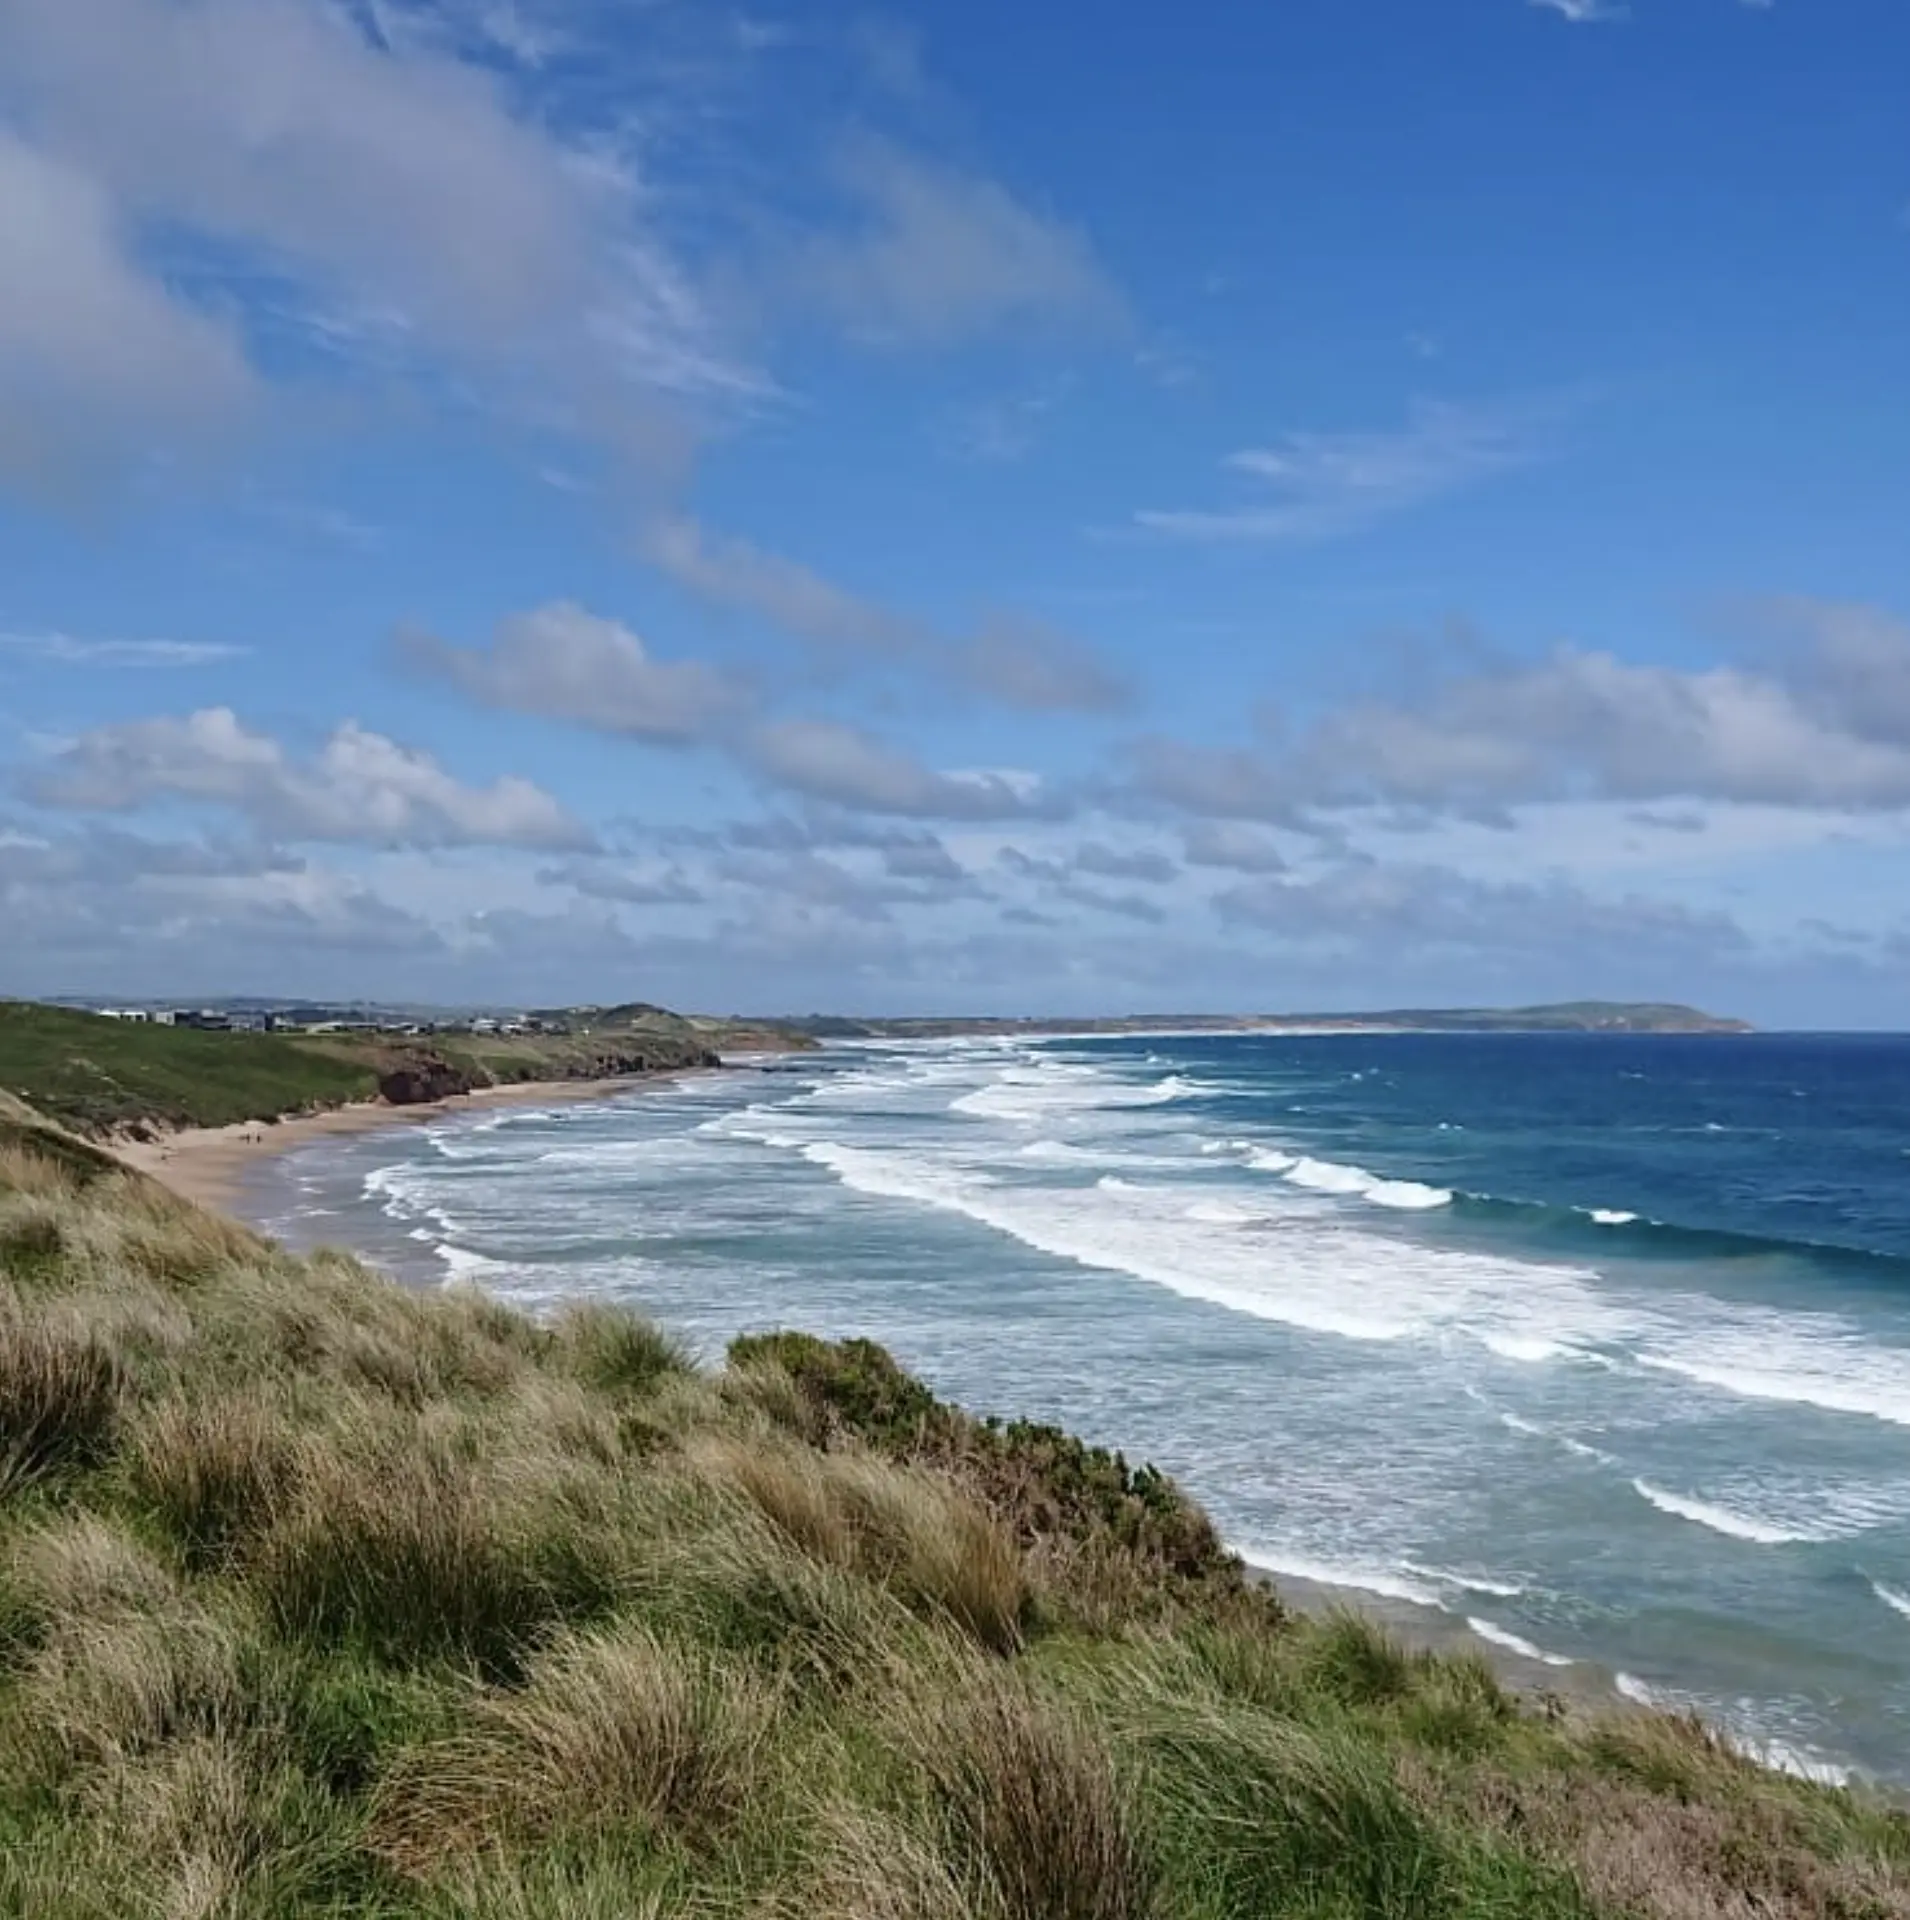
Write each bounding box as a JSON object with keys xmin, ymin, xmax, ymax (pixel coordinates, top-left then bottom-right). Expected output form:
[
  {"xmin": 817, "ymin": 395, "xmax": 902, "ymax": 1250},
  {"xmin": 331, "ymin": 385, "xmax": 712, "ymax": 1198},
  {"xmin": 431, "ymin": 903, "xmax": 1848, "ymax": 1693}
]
[{"xmin": 2, "ymin": 0, "xmax": 1907, "ymax": 1023}]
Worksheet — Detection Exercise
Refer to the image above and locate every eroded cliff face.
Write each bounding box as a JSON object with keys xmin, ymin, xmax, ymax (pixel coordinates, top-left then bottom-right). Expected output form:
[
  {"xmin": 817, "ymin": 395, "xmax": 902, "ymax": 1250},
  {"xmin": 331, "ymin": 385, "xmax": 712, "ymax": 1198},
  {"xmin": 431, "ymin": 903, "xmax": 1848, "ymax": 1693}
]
[
  {"xmin": 375, "ymin": 1041, "xmax": 722, "ymax": 1106},
  {"xmin": 376, "ymin": 1057, "xmax": 477, "ymax": 1106}
]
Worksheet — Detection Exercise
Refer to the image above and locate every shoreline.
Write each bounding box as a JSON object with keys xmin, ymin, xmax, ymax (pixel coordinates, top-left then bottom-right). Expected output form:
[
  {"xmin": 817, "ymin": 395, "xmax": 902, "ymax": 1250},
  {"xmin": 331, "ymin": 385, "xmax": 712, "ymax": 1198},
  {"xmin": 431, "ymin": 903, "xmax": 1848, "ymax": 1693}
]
[
  {"xmin": 113, "ymin": 1072, "xmax": 685, "ymax": 1213},
  {"xmin": 103, "ymin": 1055, "xmax": 1877, "ymax": 1795}
]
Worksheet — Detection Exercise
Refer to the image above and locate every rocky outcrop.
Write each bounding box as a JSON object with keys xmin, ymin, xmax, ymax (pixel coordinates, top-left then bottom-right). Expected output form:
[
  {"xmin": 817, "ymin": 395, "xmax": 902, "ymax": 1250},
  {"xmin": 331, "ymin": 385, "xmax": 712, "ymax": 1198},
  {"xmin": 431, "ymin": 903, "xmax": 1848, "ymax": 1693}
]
[{"xmin": 377, "ymin": 1057, "xmax": 478, "ymax": 1106}]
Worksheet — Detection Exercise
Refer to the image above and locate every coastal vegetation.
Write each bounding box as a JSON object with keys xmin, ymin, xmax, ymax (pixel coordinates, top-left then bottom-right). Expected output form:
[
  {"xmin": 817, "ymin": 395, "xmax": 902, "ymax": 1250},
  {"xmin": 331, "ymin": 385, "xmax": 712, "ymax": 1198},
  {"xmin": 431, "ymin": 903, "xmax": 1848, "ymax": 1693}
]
[
  {"xmin": 0, "ymin": 1001, "xmax": 809, "ymax": 1138},
  {"xmin": 0, "ymin": 1096, "xmax": 1903, "ymax": 1917}
]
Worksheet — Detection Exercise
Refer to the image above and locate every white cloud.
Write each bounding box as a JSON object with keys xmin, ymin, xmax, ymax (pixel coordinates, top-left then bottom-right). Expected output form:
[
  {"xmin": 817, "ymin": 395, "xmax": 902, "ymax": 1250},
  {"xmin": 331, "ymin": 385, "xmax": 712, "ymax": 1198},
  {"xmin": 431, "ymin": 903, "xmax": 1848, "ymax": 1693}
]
[
  {"xmin": 0, "ymin": 0, "xmax": 755, "ymax": 492},
  {"xmin": 0, "ymin": 127, "xmax": 256, "ymax": 499},
  {"xmin": 1136, "ymin": 400, "xmax": 1543, "ymax": 543},
  {"xmin": 746, "ymin": 719, "xmax": 1056, "ymax": 820},
  {"xmin": 404, "ymin": 602, "xmax": 747, "ymax": 742},
  {"xmin": 793, "ymin": 136, "xmax": 1123, "ymax": 347},
  {"xmin": 1129, "ymin": 601, "xmax": 1910, "ymax": 821},
  {"xmin": 28, "ymin": 707, "xmax": 591, "ymax": 850}
]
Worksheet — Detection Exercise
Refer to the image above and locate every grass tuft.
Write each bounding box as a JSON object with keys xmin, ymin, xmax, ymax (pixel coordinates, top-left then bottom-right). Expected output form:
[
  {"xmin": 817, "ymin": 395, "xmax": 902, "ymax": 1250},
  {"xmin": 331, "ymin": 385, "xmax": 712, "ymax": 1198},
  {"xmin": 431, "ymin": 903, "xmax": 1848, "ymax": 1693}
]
[
  {"xmin": 375, "ymin": 1624, "xmax": 774, "ymax": 1872},
  {"xmin": 554, "ymin": 1301, "xmax": 694, "ymax": 1397},
  {"xmin": 892, "ymin": 1666, "xmax": 1155, "ymax": 1920},
  {"xmin": 0, "ymin": 1290, "xmax": 124, "ymax": 1496},
  {"xmin": 129, "ymin": 1390, "xmax": 303, "ymax": 1569}
]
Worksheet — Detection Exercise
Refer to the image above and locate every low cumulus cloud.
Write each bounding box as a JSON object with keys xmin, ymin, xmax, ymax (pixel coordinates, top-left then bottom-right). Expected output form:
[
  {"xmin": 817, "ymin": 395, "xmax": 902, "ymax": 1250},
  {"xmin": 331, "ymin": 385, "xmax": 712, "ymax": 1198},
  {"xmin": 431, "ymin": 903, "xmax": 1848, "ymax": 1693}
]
[
  {"xmin": 1180, "ymin": 820, "xmax": 1290, "ymax": 873},
  {"xmin": 745, "ymin": 719, "xmax": 1059, "ymax": 821},
  {"xmin": 1129, "ymin": 601, "xmax": 1910, "ymax": 822},
  {"xmin": 1214, "ymin": 859, "xmax": 1749, "ymax": 963},
  {"xmin": 403, "ymin": 603, "xmax": 747, "ymax": 743},
  {"xmin": 0, "ymin": 822, "xmax": 449, "ymax": 991},
  {"xmin": 26, "ymin": 707, "xmax": 590, "ymax": 850}
]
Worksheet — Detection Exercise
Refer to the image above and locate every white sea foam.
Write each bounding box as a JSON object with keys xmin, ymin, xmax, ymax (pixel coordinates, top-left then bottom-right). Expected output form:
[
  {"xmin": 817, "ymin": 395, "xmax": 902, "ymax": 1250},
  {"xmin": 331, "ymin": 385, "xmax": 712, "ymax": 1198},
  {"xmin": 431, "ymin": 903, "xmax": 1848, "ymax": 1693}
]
[
  {"xmin": 436, "ymin": 1243, "xmax": 515, "ymax": 1283},
  {"xmin": 1251, "ymin": 1144, "xmax": 1451, "ymax": 1205},
  {"xmin": 1614, "ymin": 1672, "xmax": 1660, "ymax": 1707},
  {"xmin": 794, "ymin": 1138, "xmax": 1619, "ymax": 1355},
  {"xmin": 1869, "ymin": 1578, "xmax": 1910, "ymax": 1622},
  {"xmin": 1636, "ymin": 1333, "xmax": 1910, "ymax": 1432},
  {"xmin": 1482, "ymin": 1404, "xmax": 1613, "ymax": 1462},
  {"xmin": 1237, "ymin": 1547, "xmax": 1447, "ymax": 1610},
  {"xmin": 1183, "ymin": 1200, "xmax": 1260, "ymax": 1225},
  {"xmin": 950, "ymin": 1064, "xmax": 1201, "ymax": 1123},
  {"xmin": 1401, "ymin": 1560, "xmax": 1527, "ymax": 1599},
  {"xmin": 1631, "ymin": 1481, "xmax": 1824, "ymax": 1545},
  {"xmin": 1467, "ymin": 1618, "xmax": 1574, "ymax": 1667},
  {"xmin": 1245, "ymin": 1148, "xmax": 1298, "ymax": 1174},
  {"xmin": 1478, "ymin": 1332, "xmax": 1571, "ymax": 1364},
  {"xmin": 1020, "ymin": 1139, "xmax": 1198, "ymax": 1172},
  {"xmin": 1589, "ymin": 1209, "xmax": 1639, "ymax": 1226}
]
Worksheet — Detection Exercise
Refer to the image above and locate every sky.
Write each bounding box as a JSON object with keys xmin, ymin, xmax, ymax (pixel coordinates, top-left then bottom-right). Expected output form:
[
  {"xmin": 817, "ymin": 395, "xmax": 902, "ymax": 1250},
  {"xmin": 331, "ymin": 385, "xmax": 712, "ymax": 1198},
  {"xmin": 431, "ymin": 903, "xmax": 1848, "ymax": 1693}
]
[{"xmin": 1, "ymin": 0, "xmax": 1907, "ymax": 1025}]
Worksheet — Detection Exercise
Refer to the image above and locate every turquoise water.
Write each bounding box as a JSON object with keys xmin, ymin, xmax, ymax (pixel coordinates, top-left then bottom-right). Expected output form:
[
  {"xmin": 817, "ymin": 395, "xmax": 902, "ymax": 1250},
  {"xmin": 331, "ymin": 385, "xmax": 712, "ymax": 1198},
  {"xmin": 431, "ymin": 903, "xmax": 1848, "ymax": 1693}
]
[{"xmin": 255, "ymin": 1032, "xmax": 1910, "ymax": 1784}]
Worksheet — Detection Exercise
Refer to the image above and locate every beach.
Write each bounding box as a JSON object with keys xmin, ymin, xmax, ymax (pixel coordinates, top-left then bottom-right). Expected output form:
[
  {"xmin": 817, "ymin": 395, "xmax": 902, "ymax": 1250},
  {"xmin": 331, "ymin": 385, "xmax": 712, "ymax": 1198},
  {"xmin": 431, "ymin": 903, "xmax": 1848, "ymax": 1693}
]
[{"xmin": 112, "ymin": 1073, "xmax": 671, "ymax": 1213}]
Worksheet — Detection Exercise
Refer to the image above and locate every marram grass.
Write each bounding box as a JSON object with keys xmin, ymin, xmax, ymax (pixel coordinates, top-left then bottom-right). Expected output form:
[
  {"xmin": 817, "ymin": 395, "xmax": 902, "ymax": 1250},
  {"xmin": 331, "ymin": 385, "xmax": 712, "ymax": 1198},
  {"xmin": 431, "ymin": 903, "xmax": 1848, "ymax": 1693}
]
[{"xmin": 1, "ymin": 1106, "xmax": 1907, "ymax": 1918}]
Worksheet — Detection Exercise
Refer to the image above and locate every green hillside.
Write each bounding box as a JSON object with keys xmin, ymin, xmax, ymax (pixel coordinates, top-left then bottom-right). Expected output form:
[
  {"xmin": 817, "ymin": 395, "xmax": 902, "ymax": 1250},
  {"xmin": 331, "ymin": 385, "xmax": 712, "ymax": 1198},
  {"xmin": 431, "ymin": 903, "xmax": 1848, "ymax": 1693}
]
[
  {"xmin": 0, "ymin": 1002, "xmax": 378, "ymax": 1135},
  {"xmin": 0, "ymin": 1111, "xmax": 1902, "ymax": 1917},
  {"xmin": 0, "ymin": 1001, "xmax": 807, "ymax": 1139}
]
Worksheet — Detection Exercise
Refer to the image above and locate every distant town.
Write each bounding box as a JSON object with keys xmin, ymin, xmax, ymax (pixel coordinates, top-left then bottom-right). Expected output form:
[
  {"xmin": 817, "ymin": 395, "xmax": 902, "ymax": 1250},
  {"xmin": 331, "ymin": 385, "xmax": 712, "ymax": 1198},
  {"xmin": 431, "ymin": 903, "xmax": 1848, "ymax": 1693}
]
[{"xmin": 80, "ymin": 1002, "xmax": 604, "ymax": 1038}]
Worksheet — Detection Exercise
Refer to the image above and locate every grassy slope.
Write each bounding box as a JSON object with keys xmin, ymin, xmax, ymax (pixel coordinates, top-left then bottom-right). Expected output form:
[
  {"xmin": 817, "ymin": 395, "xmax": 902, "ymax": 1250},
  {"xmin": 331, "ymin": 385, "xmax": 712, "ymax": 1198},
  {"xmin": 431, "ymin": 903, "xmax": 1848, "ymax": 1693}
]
[
  {"xmin": 0, "ymin": 1002, "xmax": 812, "ymax": 1138},
  {"xmin": 0, "ymin": 1003, "xmax": 379, "ymax": 1135},
  {"xmin": 1, "ymin": 1124, "xmax": 1906, "ymax": 1916}
]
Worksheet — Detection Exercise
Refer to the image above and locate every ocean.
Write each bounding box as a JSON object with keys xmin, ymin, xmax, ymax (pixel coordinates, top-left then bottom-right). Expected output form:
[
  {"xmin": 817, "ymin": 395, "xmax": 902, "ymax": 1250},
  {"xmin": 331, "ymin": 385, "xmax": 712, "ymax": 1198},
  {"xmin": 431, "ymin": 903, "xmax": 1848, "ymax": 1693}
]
[{"xmin": 251, "ymin": 1029, "xmax": 1910, "ymax": 1785}]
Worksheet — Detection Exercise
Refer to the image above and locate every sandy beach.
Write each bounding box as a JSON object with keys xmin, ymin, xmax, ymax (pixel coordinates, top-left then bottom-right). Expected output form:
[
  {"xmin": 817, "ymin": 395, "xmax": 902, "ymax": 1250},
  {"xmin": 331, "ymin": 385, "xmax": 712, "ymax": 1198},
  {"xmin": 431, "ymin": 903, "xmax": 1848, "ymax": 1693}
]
[{"xmin": 113, "ymin": 1075, "xmax": 664, "ymax": 1213}]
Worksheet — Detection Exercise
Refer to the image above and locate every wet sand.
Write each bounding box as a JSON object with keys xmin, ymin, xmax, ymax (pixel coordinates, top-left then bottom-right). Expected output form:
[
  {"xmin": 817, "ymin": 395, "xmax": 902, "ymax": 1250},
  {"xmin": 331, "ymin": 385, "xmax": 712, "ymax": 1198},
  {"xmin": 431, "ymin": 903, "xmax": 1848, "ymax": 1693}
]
[{"xmin": 114, "ymin": 1076, "xmax": 664, "ymax": 1213}]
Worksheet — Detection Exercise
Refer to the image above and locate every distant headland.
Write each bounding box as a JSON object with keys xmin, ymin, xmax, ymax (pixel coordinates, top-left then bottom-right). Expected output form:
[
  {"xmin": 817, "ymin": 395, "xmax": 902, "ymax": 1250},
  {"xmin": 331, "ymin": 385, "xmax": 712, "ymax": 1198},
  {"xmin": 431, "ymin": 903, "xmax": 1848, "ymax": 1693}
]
[{"xmin": 782, "ymin": 1001, "xmax": 1755, "ymax": 1041}]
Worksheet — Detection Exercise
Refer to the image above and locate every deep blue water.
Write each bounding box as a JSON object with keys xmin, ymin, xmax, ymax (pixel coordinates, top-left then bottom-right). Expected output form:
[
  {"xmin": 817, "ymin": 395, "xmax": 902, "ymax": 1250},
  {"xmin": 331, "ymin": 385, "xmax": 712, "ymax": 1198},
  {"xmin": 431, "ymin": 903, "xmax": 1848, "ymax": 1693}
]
[{"xmin": 254, "ymin": 1031, "xmax": 1910, "ymax": 1784}]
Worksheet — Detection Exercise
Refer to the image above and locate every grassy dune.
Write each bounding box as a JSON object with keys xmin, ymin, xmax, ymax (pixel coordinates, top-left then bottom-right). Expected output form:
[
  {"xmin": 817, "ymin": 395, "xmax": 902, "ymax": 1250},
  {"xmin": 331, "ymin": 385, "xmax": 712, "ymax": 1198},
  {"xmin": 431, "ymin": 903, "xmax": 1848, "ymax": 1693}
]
[{"xmin": 1, "ymin": 1108, "xmax": 1907, "ymax": 1917}]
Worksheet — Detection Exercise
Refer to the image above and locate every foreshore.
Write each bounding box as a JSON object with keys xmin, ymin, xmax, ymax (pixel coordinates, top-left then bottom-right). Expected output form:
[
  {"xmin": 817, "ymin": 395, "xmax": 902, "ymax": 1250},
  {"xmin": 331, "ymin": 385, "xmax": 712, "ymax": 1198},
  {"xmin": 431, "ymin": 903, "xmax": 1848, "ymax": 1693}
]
[{"xmin": 113, "ymin": 1073, "xmax": 673, "ymax": 1213}]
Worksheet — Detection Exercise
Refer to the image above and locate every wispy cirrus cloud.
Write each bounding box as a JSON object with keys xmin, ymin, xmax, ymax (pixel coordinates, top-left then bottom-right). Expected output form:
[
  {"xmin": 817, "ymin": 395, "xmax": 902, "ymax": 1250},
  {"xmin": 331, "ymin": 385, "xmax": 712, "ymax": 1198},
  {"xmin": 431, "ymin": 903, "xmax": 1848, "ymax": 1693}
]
[
  {"xmin": 1134, "ymin": 399, "xmax": 1545, "ymax": 543},
  {"xmin": 0, "ymin": 632, "xmax": 249, "ymax": 668},
  {"xmin": 642, "ymin": 516, "xmax": 1130, "ymax": 714},
  {"xmin": 1529, "ymin": 0, "xmax": 1629, "ymax": 21}
]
